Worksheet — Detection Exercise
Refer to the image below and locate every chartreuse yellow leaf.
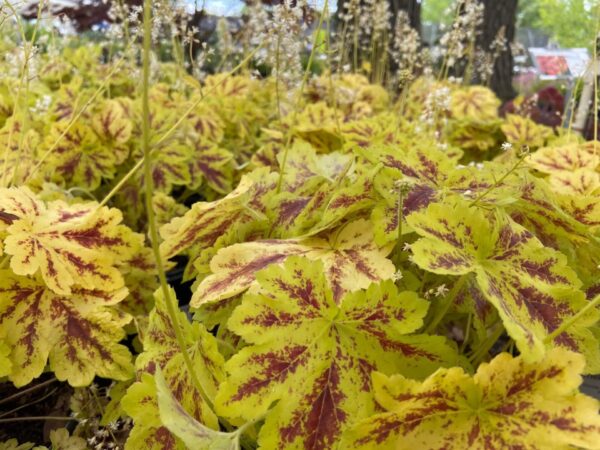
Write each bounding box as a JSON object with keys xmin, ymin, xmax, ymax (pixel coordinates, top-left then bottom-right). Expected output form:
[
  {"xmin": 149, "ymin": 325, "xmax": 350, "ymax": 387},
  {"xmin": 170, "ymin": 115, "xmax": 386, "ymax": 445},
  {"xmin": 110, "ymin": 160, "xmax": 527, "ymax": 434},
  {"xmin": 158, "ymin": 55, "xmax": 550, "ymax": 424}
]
[
  {"xmin": 192, "ymin": 219, "xmax": 395, "ymax": 306},
  {"xmin": 407, "ymin": 199, "xmax": 600, "ymax": 369},
  {"xmin": 215, "ymin": 256, "xmax": 462, "ymax": 449},
  {"xmin": 155, "ymin": 368, "xmax": 239, "ymax": 450},
  {"xmin": 48, "ymin": 428, "xmax": 87, "ymax": 450},
  {"xmin": 527, "ymin": 144, "xmax": 600, "ymax": 174},
  {"xmin": 0, "ymin": 439, "xmax": 45, "ymax": 450},
  {"xmin": 159, "ymin": 170, "xmax": 276, "ymax": 263},
  {"xmin": 0, "ymin": 330, "xmax": 12, "ymax": 378},
  {"xmin": 122, "ymin": 287, "xmax": 224, "ymax": 449},
  {"xmin": 0, "ymin": 271, "xmax": 133, "ymax": 387},
  {"xmin": 342, "ymin": 348, "xmax": 600, "ymax": 450},
  {"xmin": 501, "ymin": 114, "xmax": 552, "ymax": 149},
  {"xmin": 291, "ymin": 102, "xmax": 342, "ymax": 152},
  {"xmin": 549, "ymin": 169, "xmax": 600, "ymax": 196},
  {"xmin": 91, "ymin": 98, "xmax": 133, "ymax": 164},
  {"xmin": 0, "ymin": 186, "xmax": 141, "ymax": 295},
  {"xmin": 43, "ymin": 121, "xmax": 119, "ymax": 190},
  {"xmin": 451, "ymin": 86, "xmax": 500, "ymax": 120}
]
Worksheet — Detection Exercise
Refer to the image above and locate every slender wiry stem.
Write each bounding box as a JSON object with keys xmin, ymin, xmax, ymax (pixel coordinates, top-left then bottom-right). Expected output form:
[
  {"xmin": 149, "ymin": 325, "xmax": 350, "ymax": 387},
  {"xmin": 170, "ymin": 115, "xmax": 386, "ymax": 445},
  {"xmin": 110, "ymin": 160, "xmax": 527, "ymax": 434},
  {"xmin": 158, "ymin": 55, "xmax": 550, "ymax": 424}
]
[
  {"xmin": 24, "ymin": 55, "xmax": 126, "ymax": 184},
  {"xmin": 0, "ymin": 377, "xmax": 57, "ymax": 406},
  {"xmin": 140, "ymin": 0, "xmax": 212, "ymax": 409},
  {"xmin": 425, "ymin": 274, "xmax": 468, "ymax": 334},
  {"xmin": 0, "ymin": 416, "xmax": 77, "ymax": 423},
  {"xmin": 469, "ymin": 322, "xmax": 504, "ymax": 366},
  {"xmin": 0, "ymin": 387, "xmax": 59, "ymax": 419},
  {"xmin": 97, "ymin": 42, "xmax": 264, "ymax": 209},
  {"xmin": 544, "ymin": 295, "xmax": 600, "ymax": 344},
  {"xmin": 276, "ymin": 0, "xmax": 329, "ymax": 194}
]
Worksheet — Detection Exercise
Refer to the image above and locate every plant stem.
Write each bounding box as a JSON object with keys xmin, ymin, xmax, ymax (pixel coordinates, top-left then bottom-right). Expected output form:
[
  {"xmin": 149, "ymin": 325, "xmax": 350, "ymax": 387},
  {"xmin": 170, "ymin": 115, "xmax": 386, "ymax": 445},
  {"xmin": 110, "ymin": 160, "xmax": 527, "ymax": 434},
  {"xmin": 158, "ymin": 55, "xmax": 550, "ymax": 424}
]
[
  {"xmin": 140, "ymin": 0, "xmax": 212, "ymax": 410},
  {"xmin": 276, "ymin": 0, "xmax": 329, "ymax": 194},
  {"xmin": 0, "ymin": 416, "xmax": 77, "ymax": 423},
  {"xmin": 97, "ymin": 41, "xmax": 264, "ymax": 210},
  {"xmin": 0, "ymin": 377, "xmax": 57, "ymax": 406},
  {"xmin": 544, "ymin": 294, "xmax": 600, "ymax": 344},
  {"xmin": 24, "ymin": 55, "xmax": 126, "ymax": 184},
  {"xmin": 469, "ymin": 155, "xmax": 526, "ymax": 208},
  {"xmin": 459, "ymin": 311, "xmax": 473, "ymax": 354},
  {"xmin": 425, "ymin": 274, "xmax": 468, "ymax": 334},
  {"xmin": 0, "ymin": 387, "xmax": 59, "ymax": 419},
  {"xmin": 469, "ymin": 322, "xmax": 504, "ymax": 366}
]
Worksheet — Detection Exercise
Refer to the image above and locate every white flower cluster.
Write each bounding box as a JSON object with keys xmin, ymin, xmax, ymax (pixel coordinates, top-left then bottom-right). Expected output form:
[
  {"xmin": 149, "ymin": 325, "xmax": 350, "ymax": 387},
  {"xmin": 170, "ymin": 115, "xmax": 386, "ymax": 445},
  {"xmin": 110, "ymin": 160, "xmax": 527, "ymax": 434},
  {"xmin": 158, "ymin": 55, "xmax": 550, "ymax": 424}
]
[
  {"xmin": 419, "ymin": 85, "xmax": 451, "ymax": 128},
  {"xmin": 391, "ymin": 11, "xmax": 422, "ymax": 86},
  {"xmin": 246, "ymin": 0, "xmax": 309, "ymax": 90},
  {"xmin": 439, "ymin": 0, "xmax": 484, "ymax": 69}
]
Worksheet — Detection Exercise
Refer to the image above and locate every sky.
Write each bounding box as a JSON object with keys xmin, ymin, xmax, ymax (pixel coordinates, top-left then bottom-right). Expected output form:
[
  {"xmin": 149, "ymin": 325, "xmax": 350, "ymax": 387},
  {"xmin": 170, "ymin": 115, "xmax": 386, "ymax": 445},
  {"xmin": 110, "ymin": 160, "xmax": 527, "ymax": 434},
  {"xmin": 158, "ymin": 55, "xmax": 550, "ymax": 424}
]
[{"xmin": 195, "ymin": 0, "xmax": 337, "ymax": 16}]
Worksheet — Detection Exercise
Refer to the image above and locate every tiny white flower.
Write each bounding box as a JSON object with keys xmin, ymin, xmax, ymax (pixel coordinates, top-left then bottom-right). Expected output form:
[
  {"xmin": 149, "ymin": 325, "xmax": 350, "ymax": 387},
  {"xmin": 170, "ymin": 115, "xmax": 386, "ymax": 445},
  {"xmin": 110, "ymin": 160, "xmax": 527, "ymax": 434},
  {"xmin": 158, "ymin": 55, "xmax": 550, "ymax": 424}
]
[
  {"xmin": 392, "ymin": 270, "xmax": 403, "ymax": 282},
  {"xmin": 501, "ymin": 142, "xmax": 513, "ymax": 151},
  {"xmin": 435, "ymin": 284, "xmax": 449, "ymax": 297}
]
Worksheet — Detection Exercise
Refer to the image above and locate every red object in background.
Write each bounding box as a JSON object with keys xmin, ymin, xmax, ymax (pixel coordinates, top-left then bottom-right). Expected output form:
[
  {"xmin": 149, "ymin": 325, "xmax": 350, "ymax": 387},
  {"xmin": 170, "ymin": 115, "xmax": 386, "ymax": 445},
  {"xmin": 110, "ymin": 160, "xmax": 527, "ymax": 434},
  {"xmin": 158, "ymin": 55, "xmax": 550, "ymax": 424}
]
[
  {"xmin": 501, "ymin": 86, "xmax": 565, "ymax": 128},
  {"xmin": 536, "ymin": 55, "xmax": 571, "ymax": 77}
]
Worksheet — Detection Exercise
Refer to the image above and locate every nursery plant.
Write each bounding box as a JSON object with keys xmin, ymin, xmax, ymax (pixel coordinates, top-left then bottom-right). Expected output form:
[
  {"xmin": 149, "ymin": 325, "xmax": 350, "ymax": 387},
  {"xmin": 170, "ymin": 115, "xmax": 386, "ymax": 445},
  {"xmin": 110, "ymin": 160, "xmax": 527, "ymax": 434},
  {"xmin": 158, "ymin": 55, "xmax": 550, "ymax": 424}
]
[{"xmin": 1, "ymin": 0, "xmax": 600, "ymax": 449}]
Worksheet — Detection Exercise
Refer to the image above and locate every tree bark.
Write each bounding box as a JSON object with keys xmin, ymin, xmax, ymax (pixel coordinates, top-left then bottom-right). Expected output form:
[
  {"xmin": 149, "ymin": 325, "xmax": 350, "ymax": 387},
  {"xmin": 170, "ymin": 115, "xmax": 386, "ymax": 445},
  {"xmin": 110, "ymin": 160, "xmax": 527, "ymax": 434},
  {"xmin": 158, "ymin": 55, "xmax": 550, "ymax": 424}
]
[
  {"xmin": 389, "ymin": 0, "xmax": 421, "ymax": 34},
  {"xmin": 477, "ymin": 0, "xmax": 519, "ymax": 101}
]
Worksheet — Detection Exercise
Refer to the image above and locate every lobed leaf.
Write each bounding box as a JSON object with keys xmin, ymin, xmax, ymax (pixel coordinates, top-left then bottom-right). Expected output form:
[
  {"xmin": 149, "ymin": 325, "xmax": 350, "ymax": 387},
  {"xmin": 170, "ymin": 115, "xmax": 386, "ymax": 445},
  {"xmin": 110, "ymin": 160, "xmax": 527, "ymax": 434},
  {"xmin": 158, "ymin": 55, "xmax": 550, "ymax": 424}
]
[
  {"xmin": 343, "ymin": 349, "xmax": 600, "ymax": 450},
  {"xmin": 192, "ymin": 219, "xmax": 395, "ymax": 306},
  {"xmin": 0, "ymin": 186, "xmax": 141, "ymax": 295},
  {"xmin": 407, "ymin": 199, "xmax": 600, "ymax": 368},
  {"xmin": 215, "ymin": 256, "xmax": 462, "ymax": 449},
  {"xmin": 0, "ymin": 271, "xmax": 133, "ymax": 387}
]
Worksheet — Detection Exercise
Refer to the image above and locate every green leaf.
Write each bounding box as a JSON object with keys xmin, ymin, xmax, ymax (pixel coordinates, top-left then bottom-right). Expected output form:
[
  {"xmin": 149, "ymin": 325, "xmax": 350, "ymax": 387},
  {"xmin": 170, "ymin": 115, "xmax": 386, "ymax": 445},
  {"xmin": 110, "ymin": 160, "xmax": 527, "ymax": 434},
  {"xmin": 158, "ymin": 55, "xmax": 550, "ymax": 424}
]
[
  {"xmin": 215, "ymin": 256, "xmax": 462, "ymax": 449},
  {"xmin": 123, "ymin": 287, "xmax": 225, "ymax": 449},
  {"xmin": 155, "ymin": 368, "xmax": 239, "ymax": 450}
]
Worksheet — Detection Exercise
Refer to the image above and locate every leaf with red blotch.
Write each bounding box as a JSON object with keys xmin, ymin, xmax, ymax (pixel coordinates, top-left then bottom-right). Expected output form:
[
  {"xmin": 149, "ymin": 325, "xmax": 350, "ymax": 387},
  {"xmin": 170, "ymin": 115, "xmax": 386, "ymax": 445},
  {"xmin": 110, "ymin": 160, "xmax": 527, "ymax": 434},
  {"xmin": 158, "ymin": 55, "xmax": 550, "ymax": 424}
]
[
  {"xmin": 312, "ymin": 173, "xmax": 377, "ymax": 233},
  {"xmin": 186, "ymin": 109, "xmax": 225, "ymax": 144},
  {"xmin": 43, "ymin": 121, "xmax": 120, "ymax": 190},
  {"xmin": 185, "ymin": 140, "xmax": 233, "ymax": 193},
  {"xmin": 343, "ymin": 349, "xmax": 600, "ymax": 450},
  {"xmin": 407, "ymin": 198, "xmax": 600, "ymax": 370},
  {"xmin": 159, "ymin": 170, "xmax": 277, "ymax": 261},
  {"xmin": 0, "ymin": 271, "xmax": 133, "ymax": 387},
  {"xmin": 359, "ymin": 145, "xmax": 469, "ymax": 245},
  {"xmin": 192, "ymin": 219, "xmax": 395, "ymax": 306},
  {"xmin": 118, "ymin": 247, "xmax": 161, "ymax": 318},
  {"xmin": 155, "ymin": 368, "xmax": 239, "ymax": 450},
  {"xmin": 267, "ymin": 146, "xmax": 354, "ymax": 238},
  {"xmin": 0, "ymin": 186, "xmax": 142, "ymax": 295},
  {"xmin": 91, "ymin": 99, "xmax": 133, "ymax": 165},
  {"xmin": 122, "ymin": 286, "xmax": 224, "ymax": 450},
  {"xmin": 505, "ymin": 176, "xmax": 595, "ymax": 250},
  {"xmin": 501, "ymin": 114, "xmax": 552, "ymax": 149},
  {"xmin": 340, "ymin": 114, "xmax": 398, "ymax": 149},
  {"xmin": 292, "ymin": 102, "xmax": 343, "ymax": 152},
  {"xmin": 549, "ymin": 169, "xmax": 600, "ymax": 196},
  {"xmin": 450, "ymin": 86, "xmax": 500, "ymax": 121},
  {"xmin": 215, "ymin": 256, "xmax": 462, "ymax": 450},
  {"xmin": 452, "ymin": 278, "xmax": 498, "ymax": 344},
  {"xmin": 527, "ymin": 144, "xmax": 600, "ymax": 174},
  {"xmin": 152, "ymin": 193, "xmax": 189, "ymax": 231},
  {"xmin": 133, "ymin": 142, "xmax": 192, "ymax": 193},
  {"xmin": 0, "ymin": 117, "xmax": 40, "ymax": 187}
]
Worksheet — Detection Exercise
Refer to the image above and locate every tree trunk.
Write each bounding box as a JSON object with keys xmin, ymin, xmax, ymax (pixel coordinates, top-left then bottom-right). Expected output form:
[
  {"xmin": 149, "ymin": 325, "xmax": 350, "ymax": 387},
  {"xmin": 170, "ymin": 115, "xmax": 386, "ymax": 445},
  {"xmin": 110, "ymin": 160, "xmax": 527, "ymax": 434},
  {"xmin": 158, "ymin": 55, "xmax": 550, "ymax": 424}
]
[
  {"xmin": 389, "ymin": 0, "xmax": 421, "ymax": 34},
  {"xmin": 478, "ymin": 0, "xmax": 518, "ymax": 101}
]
